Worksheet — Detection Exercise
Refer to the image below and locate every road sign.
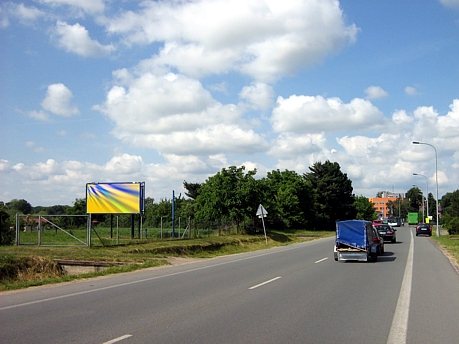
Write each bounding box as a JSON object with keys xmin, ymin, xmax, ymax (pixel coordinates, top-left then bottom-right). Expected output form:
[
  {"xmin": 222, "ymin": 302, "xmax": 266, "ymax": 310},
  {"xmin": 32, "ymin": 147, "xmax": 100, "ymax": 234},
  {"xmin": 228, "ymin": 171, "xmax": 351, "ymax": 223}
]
[
  {"xmin": 256, "ymin": 204, "xmax": 268, "ymax": 245},
  {"xmin": 256, "ymin": 204, "xmax": 268, "ymax": 218}
]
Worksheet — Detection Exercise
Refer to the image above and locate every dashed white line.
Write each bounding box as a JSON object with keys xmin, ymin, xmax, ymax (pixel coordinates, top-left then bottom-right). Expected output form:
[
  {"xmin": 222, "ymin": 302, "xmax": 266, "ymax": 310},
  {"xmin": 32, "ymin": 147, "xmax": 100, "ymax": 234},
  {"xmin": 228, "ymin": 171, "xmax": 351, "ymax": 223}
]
[
  {"xmin": 314, "ymin": 257, "xmax": 328, "ymax": 264},
  {"xmin": 249, "ymin": 277, "xmax": 282, "ymax": 290},
  {"xmin": 102, "ymin": 334, "xmax": 132, "ymax": 344}
]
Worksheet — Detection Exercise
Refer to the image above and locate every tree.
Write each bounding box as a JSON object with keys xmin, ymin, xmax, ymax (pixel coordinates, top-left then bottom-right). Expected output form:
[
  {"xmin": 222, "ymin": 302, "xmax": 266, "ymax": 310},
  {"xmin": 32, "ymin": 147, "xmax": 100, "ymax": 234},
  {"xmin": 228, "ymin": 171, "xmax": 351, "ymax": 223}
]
[
  {"xmin": 183, "ymin": 181, "xmax": 202, "ymax": 200},
  {"xmin": 406, "ymin": 187, "xmax": 423, "ymax": 213},
  {"xmin": 304, "ymin": 160, "xmax": 356, "ymax": 230},
  {"xmin": 6, "ymin": 199, "xmax": 32, "ymax": 214},
  {"xmin": 354, "ymin": 195, "xmax": 377, "ymax": 221},
  {"xmin": 259, "ymin": 169, "xmax": 314, "ymax": 229},
  {"xmin": 0, "ymin": 202, "xmax": 14, "ymax": 245},
  {"xmin": 441, "ymin": 190, "xmax": 459, "ymax": 234},
  {"xmin": 427, "ymin": 193, "xmax": 436, "ymax": 219},
  {"xmin": 64, "ymin": 198, "xmax": 88, "ymax": 228},
  {"xmin": 195, "ymin": 166, "xmax": 260, "ymax": 228}
]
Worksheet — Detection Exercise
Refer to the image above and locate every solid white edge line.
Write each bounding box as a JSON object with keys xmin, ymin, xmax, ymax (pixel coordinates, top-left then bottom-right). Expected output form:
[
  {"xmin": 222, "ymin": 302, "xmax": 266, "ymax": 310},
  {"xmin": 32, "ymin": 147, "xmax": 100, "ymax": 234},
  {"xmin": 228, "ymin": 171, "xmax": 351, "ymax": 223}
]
[
  {"xmin": 386, "ymin": 228, "xmax": 414, "ymax": 344},
  {"xmin": 314, "ymin": 257, "xmax": 328, "ymax": 264},
  {"xmin": 249, "ymin": 276, "xmax": 282, "ymax": 290},
  {"xmin": 102, "ymin": 334, "xmax": 132, "ymax": 344}
]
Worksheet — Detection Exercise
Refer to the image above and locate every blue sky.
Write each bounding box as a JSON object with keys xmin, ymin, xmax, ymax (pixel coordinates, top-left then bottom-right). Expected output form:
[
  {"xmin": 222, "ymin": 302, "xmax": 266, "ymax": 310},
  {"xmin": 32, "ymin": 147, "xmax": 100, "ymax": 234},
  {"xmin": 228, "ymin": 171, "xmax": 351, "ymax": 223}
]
[{"xmin": 1, "ymin": 0, "xmax": 459, "ymax": 207}]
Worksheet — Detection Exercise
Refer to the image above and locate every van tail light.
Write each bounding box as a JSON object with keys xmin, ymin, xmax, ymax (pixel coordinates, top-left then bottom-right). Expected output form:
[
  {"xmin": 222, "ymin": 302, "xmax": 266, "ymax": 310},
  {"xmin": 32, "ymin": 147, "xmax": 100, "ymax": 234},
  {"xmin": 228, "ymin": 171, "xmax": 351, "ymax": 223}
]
[{"xmin": 373, "ymin": 235, "xmax": 379, "ymax": 242}]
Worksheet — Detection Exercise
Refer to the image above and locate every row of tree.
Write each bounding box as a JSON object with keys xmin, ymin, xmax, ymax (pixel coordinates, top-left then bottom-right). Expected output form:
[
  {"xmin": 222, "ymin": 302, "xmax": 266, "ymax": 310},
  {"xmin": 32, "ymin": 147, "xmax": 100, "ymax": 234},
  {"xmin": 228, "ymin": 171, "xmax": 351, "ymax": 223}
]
[{"xmin": 2, "ymin": 160, "xmax": 459, "ymax": 244}]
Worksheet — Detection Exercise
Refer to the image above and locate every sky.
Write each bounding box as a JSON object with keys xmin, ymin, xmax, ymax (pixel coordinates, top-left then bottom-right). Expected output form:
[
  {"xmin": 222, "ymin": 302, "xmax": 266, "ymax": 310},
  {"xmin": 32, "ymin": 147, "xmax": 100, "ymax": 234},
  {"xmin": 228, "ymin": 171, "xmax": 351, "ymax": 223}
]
[{"xmin": 1, "ymin": 0, "xmax": 459, "ymax": 207}]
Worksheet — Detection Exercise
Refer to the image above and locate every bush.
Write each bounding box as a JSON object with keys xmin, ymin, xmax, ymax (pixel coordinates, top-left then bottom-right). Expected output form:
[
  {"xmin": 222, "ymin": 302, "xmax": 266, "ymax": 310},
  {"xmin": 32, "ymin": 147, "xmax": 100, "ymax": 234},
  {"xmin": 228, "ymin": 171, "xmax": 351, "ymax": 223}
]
[{"xmin": 447, "ymin": 217, "xmax": 459, "ymax": 235}]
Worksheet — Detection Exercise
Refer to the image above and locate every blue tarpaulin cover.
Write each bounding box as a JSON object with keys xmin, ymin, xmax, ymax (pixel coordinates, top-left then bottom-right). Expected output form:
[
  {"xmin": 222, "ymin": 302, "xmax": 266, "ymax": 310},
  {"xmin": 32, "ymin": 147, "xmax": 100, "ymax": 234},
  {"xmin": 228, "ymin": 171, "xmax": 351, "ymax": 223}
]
[{"xmin": 336, "ymin": 220, "xmax": 371, "ymax": 250}]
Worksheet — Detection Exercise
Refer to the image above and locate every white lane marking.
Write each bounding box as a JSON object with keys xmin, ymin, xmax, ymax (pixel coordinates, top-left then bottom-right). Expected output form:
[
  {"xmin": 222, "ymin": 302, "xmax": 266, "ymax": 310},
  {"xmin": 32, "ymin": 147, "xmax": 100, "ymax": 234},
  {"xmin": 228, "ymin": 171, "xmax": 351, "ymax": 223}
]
[
  {"xmin": 314, "ymin": 257, "xmax": 328, "ymax": 264},
  {"xmin": 102, "ymin": 334, "xmax": 132, "ymax": 344},
  {"xmin": 249, "ymin": 277, "xmax": 282, "ymax": 290},
  {"xmin": 1, "ymin": 238, "xmax": 334, "ymax": 311},
  {"xmin": 386, "ymin": 229, "xmax": 414, "ymax": 344}
]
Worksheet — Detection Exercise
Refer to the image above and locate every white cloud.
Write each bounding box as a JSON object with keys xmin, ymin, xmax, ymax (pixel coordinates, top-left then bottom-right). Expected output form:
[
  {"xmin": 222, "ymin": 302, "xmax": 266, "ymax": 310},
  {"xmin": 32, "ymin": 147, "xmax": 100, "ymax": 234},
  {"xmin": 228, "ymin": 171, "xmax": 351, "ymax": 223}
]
[
  {"xmin": 40, "ymin": 0, "xmax": 105, "ymax": 15},
  {"xmin": 438, "ymin": 99, "xmax": 459, "ymax": 140},
  {"xmin": 9, "ymin": 3, "xmax": 45, "ymax": 23},
  {"xmin": 0, "ymin": 159, "xmax": 10, "ymax": 172},
  {"xmin": 270, "ymin": 95, "xmax": 384, "ymax": 133},
  {"xmin": 0, "ymin": 6, "xmax": 9, "ymax": 28},
  {"xmin": 405, "ymin": 86, "xmax": 418, "ymax": 96},
  {"xmin": 41, "ymin": 83, "xmax": 79, "ymax": 117},
  {"xmin": 27, "ymin": 110, "xmax": 50, "ymax": 121},
  {"xmin": 95, "ymin": 69, "xmax": 268, "ymax": 157},
  {"xmin": 103, "ymin": 0, "xmax": 358, "ymax": 82},
  {"xmin": 269, "ymin": 133, "xmax": 326, "ymax": 159},
  {"xmin": 25, "ymin": 141, "xmax": 45, "ymax": 154},
  {"xmin": 53, "ymin": 21, "xmax": 115, "ymax": 57},
  {"xmin": 438, "ymin": 0, "xmax": 459, "ymax": 9},
  {"xmin": 105, "ymin": 154, "xmax": 144, "ymax": 175},
  {"xmin": 365, "ymin": 86, "xmax": 388, "ymax": 99},
  {"xmin": 239, "ymin": 82, "xmax": 274, "ymax": 111}
]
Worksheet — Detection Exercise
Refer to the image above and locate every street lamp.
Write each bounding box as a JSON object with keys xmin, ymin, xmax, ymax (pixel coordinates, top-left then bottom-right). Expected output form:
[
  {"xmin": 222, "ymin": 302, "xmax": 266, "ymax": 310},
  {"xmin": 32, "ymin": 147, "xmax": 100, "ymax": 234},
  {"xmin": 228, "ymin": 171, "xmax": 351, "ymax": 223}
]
[
  {"xmin": 412, "ymin": 141, "xmax": 440, "ymax": 237},
  {"xmin": 413, "ymin": 173, "xmax": 429, "ymax": 221}
]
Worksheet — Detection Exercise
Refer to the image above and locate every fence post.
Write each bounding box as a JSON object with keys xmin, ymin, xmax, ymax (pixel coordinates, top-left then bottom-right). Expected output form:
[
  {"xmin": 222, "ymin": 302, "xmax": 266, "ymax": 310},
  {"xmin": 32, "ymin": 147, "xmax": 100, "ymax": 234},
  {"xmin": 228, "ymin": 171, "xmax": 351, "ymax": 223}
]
[{"xmin": 38, "ymin": 215, "xmax": 41, "ymax": 246}]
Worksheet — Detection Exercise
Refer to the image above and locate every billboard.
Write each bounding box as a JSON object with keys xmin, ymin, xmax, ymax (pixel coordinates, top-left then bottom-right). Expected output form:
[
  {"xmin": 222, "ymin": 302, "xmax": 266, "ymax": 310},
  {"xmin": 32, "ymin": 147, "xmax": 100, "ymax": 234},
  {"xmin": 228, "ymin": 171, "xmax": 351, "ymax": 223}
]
[{"xmin": 86, "ymin": 182, "xmax": 145, "ymax": 214}]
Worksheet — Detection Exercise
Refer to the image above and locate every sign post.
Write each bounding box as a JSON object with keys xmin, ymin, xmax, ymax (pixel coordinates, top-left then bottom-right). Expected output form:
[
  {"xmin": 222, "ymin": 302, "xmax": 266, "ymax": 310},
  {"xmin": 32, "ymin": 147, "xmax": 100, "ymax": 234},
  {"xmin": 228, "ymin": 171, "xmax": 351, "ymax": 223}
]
[{"xmin": 256, "ymin": 204, "xmax": 268, "ymax": 245}]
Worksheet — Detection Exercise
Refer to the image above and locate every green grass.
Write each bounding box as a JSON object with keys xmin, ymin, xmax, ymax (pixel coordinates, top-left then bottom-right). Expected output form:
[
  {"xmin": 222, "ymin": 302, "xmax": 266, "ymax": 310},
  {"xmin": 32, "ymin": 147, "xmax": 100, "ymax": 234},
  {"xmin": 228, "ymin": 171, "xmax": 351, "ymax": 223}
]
[
  {"xmin": 1, "ymin": 230, "xmax": 334, "ymax": 291},
  {"xmin": 16, "ymin": 226, "xmax": 223, "ymax": 246},
  {"xmin": 430, "ymin": 234, "xmax": 459, "ymax": 268}
]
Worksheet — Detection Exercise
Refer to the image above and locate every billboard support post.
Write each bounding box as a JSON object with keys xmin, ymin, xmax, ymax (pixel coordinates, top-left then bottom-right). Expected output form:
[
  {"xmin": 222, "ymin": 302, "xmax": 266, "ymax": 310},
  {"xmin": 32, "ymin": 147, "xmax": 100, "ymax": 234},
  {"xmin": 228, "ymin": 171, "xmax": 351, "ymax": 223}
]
[{"xmin": 87, "ymin": 213, "xmax": 91, "ymax": 247}]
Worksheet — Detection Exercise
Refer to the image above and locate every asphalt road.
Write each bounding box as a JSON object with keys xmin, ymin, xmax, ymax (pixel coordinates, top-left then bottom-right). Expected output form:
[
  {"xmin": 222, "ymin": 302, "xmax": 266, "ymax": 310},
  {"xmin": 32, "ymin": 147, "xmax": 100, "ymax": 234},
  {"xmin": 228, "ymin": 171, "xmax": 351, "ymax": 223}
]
[{"xmin": 1, "ymin": 226, "xmax": 459, "ymax": 344}]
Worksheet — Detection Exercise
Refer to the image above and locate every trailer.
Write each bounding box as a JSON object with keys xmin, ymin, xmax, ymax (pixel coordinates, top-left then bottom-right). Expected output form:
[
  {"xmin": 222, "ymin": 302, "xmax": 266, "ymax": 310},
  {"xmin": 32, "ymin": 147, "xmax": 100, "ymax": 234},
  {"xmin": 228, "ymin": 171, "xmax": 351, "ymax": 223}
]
[{"xmin": 334, "ymin": 220, "xmax": 379, "ymax": 262}]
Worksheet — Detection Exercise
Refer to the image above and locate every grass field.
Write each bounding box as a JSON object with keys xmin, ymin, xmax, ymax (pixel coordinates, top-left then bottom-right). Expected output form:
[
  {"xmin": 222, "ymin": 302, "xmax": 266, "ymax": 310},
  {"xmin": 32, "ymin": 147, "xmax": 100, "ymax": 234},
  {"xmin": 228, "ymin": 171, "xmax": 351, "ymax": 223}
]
[
  {"xmin": 16, "ymin": 225, "xmax": 240, "ymax": 247},
  {"xmin": 430, "ymin": 234, "xmax": 459, "ymax": 271},
  {"xmin": 1, "ymin": 230, "xmax": 334, "ymax": 291}
]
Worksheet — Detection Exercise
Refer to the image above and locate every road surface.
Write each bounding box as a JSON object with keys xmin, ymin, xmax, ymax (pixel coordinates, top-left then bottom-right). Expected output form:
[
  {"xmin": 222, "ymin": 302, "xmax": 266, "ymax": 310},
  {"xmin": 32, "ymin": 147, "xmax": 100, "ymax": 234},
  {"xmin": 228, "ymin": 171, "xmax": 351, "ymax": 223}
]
[{"xmin": 1, "ymin": 226, "xmax": 459, "ymax": 343}]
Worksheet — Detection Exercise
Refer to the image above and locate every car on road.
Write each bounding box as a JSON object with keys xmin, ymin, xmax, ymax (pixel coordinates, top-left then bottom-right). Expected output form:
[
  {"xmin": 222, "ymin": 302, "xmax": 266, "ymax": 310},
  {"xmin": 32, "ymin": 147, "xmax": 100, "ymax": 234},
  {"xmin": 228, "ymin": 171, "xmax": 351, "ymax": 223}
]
[
  {"xmin": 387, "ymin": 217, "xmax": 401, "ymax": 227},
  {"xmin": 376, "ymin": 224, "xmax": 397, "ymax": 243},
  {"xmin": 373, "ymin": 219, "xmax": 383, "ymax": 226},
  {"xmin": 372, "ymin": 226, "xmax": 385, "ymax": 255},
  {"xmin": 416, "ymin": 223, "xmax": 432, "ymax": 236}
]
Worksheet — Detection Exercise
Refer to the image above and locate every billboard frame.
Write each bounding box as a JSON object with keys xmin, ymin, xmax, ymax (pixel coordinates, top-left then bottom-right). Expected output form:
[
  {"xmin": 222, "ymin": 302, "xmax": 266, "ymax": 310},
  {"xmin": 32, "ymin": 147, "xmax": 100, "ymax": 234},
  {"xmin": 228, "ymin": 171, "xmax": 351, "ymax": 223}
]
[{"xmin": 86, "ymin": 182, "xmax": 145, "ymax": 215}]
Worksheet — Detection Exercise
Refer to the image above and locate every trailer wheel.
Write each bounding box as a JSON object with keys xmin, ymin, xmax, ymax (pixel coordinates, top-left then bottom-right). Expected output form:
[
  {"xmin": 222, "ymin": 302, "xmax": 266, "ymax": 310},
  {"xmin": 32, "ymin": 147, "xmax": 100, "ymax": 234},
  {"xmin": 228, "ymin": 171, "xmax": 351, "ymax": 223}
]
[{"xmin": 371, "ymin": 252, "xmax": 378, "ymax": 262}]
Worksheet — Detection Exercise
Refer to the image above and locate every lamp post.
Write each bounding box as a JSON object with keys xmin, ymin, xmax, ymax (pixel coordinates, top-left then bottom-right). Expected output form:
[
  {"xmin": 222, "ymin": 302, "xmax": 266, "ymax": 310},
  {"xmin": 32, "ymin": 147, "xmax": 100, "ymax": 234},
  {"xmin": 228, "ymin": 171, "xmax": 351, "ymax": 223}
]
[
  {"xmin": 412, "ymin": 184, "xmax": 424, "ymax": 222},
  {"xmin": 413, "ymin": 173, "xmax": 429, "ymax": 221},
  {"xmin": 412, "ymin": 141, "xmax": 440, "ymax": 236}
]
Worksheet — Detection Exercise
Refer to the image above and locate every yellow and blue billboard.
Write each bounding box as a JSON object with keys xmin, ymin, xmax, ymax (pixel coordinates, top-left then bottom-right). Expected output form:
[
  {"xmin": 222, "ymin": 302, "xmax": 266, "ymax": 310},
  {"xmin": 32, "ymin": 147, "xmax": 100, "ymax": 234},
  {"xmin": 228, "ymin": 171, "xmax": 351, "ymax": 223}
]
[{"xmin": 86, "ymin": 182, "xmax": 145, "ymax": 214}]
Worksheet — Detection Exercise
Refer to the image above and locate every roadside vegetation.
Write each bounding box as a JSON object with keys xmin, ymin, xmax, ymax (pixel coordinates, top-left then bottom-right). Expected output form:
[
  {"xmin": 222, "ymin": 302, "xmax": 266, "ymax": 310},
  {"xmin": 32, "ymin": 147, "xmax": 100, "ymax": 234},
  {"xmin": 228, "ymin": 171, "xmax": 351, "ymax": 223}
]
[
  {"xmin": 1, "ymin": 161, "xmax": 459, "ymax": 290},
  {"xmin": 0, "ymin": 230, "xmax": 333, "ymax": 291}
]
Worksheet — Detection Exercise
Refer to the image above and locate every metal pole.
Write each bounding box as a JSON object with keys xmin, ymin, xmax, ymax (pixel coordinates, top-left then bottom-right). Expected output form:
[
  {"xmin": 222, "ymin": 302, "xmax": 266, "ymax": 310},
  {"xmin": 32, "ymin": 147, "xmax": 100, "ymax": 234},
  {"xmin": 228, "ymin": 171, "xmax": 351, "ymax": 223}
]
[
  {"xmin": 172, "ymin": 190, "xmax": 175, "ymax": 238},
  {"xmin": 15, "ymin": 213, "xmax": 19, "ymax": 245},
  {"xmin": 412, "ymin": 141, "xmax": 440, "ymax": 236},
  {"xmin": 38, "ymin": 215, "xmax": 41, "ymax": 246},
  {"xmin": 260, "ymin": 208, "xmax": 268, "ymax": 245}
]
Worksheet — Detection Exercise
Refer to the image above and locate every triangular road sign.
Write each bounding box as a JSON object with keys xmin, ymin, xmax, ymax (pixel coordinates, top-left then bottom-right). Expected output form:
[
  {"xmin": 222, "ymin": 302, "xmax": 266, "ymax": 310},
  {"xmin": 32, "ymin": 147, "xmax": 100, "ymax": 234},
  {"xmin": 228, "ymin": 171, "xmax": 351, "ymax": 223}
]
[{"xmin": 256, "ymin": 204, "xmax": 268, "ymax": 217}]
